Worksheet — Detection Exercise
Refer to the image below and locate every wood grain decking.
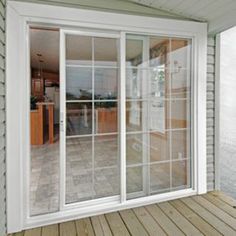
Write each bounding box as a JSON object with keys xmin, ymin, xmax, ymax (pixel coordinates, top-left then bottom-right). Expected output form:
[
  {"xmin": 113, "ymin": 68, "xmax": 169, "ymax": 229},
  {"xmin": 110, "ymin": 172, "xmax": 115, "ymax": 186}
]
[{"xmin": 9, "ymin": 191, "xmax": 236, "ymax": 236}]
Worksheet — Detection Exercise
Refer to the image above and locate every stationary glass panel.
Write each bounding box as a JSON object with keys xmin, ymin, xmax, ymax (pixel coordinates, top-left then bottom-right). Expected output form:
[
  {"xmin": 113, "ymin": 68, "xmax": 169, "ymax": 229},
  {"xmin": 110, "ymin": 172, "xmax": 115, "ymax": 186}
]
[
  {"xmin": 29, "ymin": 28, "xmax": 60, "ymax": 216},
  {"xmin": 65, "ymin": 34, "xmax": 120, "ymax": 204},
  {"xmin": 126, "ymin": 34, "xmax": 192, "ymax": 199}
]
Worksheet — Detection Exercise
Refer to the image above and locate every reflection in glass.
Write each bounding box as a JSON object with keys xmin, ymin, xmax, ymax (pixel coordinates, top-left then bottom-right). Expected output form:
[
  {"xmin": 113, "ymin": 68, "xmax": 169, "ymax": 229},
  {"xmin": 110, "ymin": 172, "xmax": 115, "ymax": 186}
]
[
  {"xmin": 94, "ymin": 135, "xmax": 118, "ymax": 168},
  {"xmin": 95, "ymin": 102, "xmax": 117, "ymax": 134},
  {"xmin": 126, "ymin": 68, "xmax": 146, "ymax": 99},
  {"xmin": 149, "ymin": 100, "xmax": 167, "ymax": 132},
  {"xmin": 170, "ymin": 100, "xmax": 189, "ymax": 129},
  {"xmin": 170, "ymin": 39, "xmax": 191, "ymax": 69},
  {"xmin": 149, "ymin": 66, "xmax": 166, "ymax": 98},
  {"xmin": 126, "ymin": 101, "xmax": 143, "ymax": 132},
  {"xmin": 172, "ymin": 160, "xmax": 190, "ymax": 189},
  {"xmin": 66, "ymin": 67, "xmax": 92, "ymax": 100},
  {"xmin": 94, "ymin": 68, "xmax": 118, "ymax": 100},
  {"xmin": 126, "ymin": 134, "xmax": 143, "ymax": 165},
  {"xmin": 66, "ymin": 136, "xmax": 93, "ymax": 204},
  {"xmin": 125, "ymin": 34, "xmax": 192, "ymax": 200},
  {"xmin": 170, "ymin": 39, "xmax": 191, "ymax": 99},
  {"xmin": 66, "ymin": 103, "xmax": 92, "ymax": 136},
  {"xmin": 126, "ymin": 38, "xmax": 143, "ymax": 67},
  {"xmin": 150, "ymin": 163, "xmax": 170, "ymax": 193},
  {"xmin": 94, "ymin": 37, "xmax": 118, "ymax": 67},
  {"xmin": 171, "ymin": 130, "xmax": 189, "ymax": 160},
  {"xmin": 150, "ymin": 132, "xmax": 169, "ymax": 162},
  {"xmin": 149, "ymin": 37, "xmax": 170, "ymax": 67},
  {"xmin": 66, "ymin": 35, "xmax": 92, "ymax": 64}
]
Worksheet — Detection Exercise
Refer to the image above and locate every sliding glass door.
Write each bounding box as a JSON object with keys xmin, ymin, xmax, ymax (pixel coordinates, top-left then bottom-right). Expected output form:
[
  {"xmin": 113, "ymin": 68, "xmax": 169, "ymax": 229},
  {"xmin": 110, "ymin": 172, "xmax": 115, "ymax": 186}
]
[
  {"xmin": 63, "ymin": 33, "xmax": 120, "ymax": 204},
  {"xmin": 126, "ymin": 35, "xmax": 192, "ymax": 199},
  {"xmin": 61, "ymin": 30, "xmax": 192, "ymax": 207}
]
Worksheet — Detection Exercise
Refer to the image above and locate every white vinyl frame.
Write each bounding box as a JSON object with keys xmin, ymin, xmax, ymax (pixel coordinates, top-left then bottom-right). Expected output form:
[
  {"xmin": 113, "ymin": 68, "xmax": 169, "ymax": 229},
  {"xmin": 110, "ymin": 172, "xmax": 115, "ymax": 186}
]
[{"xmin": 6, "ymin": 0, "xmax": 207, "ymax": 233}]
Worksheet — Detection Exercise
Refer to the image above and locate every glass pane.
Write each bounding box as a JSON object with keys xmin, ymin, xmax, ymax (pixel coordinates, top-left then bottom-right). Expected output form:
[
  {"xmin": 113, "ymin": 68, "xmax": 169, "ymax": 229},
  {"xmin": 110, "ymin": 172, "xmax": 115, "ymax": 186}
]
[
  {"xmin": 94, "ymin": 37, "xmax": 118, "ymax": 67},
  {"xmin": 171, "ymin": 130, "xmax": 190, "ymax": 160},
  {"xmin": 149, "ymin": 67, "xmax": 168, "ymax": 99},
  {"xmin": 127, "ymin": 166, "xmax": 143, "ymax": 194},
  {"xmin": 66, "ymin": 67, "xmax": 92, "ymax": 100},
  {"xmin": 126, "ymin": 68, "xmax": 147, "ymax": 99},
  {"xmin": 95, "ymin": 102, "xmax": 118, "ymax": 134},
  {"xmin": 94, "ymin": 68, "xmax": 118, "ymax": 100},
  {"xmin": 66, "ymin": 102, "xmax": 92, "ymax": 136},
  {"xmin": 150, "ymin": 163, "xmax": 170, "ymax": 193},
  {"xmin": 150, "ymin": 132, "xmax": 170, "ymax": 162},
  {"xmin": 126, "ymin": 101, "xmax": 143, "ymax": 132},
  {"xmin": 149, "ymin": 37, "xmax": 170, "ymax": 68},
  {"xmin": 66, "ymin": 35, "xmax": 92, "ymax": 65},
  {"xmin": 171, "ymin": 69, "xmax": 190, "ymax": 99},
  {"xmin": 94, "ymin": 135, "xmax": 118, "ymax": 168},
  {"xmin": 170, "ymin": 39, "xmax": 191, "ymax": 99},
  {"xmin": 126, "ymin": 38, "xmax": 144, "ymax": 67},
  {"xmin": 94, "ymin": 167, "xmax": 120, "ymax": 198},
  {"xmin": 170, "ymin": 39, "xmax": 191, "ymax": 69},
  {"xmin": 126, "ymin": 134, "xmax": 143, "ymax": 165},
  {"xmin": 172, "ymin": 160, "xmax": 190, "ymax": 189},
  {"xmin": 30, "ymin": 28, "xmax": 60, "ymax": 216},
  {"xmin": 171, "ymin": 100, "xmax": 190, "ymax": 129},
  {"xmin": 66, "ymin": 136, "xmax": 93, "ymax": 203},
  {"xmin": 149, "ymin": 100, "xmax": 168, "ymax": 131}
]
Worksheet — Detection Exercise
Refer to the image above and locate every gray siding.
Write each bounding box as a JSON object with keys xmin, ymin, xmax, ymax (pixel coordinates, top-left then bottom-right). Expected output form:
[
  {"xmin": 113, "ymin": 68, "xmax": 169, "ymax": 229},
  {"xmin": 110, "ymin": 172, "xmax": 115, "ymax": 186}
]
[
  {"xmin": 0, "ymin": 0, "xmax": 5, "ymax": 235},
  {"xmin": 207, "ymin": 37, "xmax": 216, "ymax": 191}
]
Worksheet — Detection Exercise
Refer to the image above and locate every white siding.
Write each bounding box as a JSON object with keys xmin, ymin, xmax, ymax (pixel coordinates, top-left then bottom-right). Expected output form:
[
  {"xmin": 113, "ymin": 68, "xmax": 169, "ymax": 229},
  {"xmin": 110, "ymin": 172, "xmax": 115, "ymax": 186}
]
[
  {"xmin": 207, "ymin": 36, "xmax": 215, "ymax": 191},
  {"xmin": 0, "ymin": 0, "xmax": 5, "ymax": 235}
]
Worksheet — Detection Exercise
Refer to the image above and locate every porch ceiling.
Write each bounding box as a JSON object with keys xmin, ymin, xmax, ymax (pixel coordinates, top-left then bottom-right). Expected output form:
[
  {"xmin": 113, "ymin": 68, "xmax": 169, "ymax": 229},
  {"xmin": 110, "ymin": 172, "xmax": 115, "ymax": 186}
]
[{"xmin": 127, "ymin": 0, "xmax": 236, "ymax": 35}]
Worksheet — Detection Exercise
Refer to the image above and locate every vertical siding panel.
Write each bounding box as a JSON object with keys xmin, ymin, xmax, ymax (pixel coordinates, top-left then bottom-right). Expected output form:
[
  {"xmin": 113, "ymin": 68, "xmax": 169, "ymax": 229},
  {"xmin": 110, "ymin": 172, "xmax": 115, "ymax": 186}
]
[
  {"xmin": 207, "ymin": 36, "xmax": 215, "ymax": 191},
  {"xmin": 0, "ymin": 0, "xmax": 5, "ymax": 235}
]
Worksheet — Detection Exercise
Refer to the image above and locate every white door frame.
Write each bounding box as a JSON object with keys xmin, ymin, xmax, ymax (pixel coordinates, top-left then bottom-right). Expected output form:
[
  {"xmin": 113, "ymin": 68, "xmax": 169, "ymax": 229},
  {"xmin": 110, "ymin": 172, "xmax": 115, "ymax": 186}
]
[{"xmin": 6, "ymin": 0, "xmax": 207, "ymax": 233}]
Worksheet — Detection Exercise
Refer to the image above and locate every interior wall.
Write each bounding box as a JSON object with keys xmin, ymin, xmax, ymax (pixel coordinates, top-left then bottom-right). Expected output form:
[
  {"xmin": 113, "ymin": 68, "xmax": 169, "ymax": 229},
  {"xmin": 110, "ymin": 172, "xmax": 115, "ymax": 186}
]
[{"xmin": 0, "ymin": 0, "xmax": 5, "ymax": 235}]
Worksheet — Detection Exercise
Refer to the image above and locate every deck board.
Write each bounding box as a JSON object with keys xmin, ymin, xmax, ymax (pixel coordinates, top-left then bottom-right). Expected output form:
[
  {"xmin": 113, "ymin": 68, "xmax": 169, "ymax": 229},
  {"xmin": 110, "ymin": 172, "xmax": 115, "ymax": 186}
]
[
  {"xmin": 75, "ymin": 218, "xmax": 95, "ymax": 236},
  {"xmin": 146, "ymin": 204, "xmax": 184, "ymax": 236},
  {"xmin": 181, "ymin": 197, "xmax": 236, "ymax": 235},
  {"xmin": 203, "ymin": 193, "xmax": 236, "ymax": 218},
  {"xmin": 41, "ymin": 224, "xmax": 58, "ymax": 236},
  {"xmin": 11, "ymin": 192, "xmax": 236, "ymax": 236},
  {"xmin": 158, "ymin": 201, "xmax": 203, "ymax": 236},
  {"xmin": 132, "ymin": 206, "xmax": 167, "ymax": 236},
  {"xmin": 119, "ymin": 209, "xmax": 149, "ymax": 236},
  {"xmin": 192, "ymin": 195, "xmax": 236, "ymax": 230},
  {"xmin": 170, "ymin": 199, "xmax": 222, "ymax": 236}
]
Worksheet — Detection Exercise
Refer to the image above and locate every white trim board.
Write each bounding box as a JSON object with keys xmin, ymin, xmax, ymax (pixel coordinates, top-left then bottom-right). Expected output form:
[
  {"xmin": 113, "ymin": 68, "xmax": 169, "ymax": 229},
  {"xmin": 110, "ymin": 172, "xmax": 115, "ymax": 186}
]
[{"xmin": 6, "ymin": 0, "xmax": 207, "ymax": 233}]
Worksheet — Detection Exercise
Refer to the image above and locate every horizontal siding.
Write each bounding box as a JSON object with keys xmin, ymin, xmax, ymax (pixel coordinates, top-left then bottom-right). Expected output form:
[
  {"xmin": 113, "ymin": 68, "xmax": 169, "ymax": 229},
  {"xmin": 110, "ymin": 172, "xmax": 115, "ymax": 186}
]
[
  {"xmin": 0, "ymin": 0, "xmax": 5, "ymax": 235},
  {"xmin": 207, "ymin": 36, "xmax": 215, "ymax": 191}
]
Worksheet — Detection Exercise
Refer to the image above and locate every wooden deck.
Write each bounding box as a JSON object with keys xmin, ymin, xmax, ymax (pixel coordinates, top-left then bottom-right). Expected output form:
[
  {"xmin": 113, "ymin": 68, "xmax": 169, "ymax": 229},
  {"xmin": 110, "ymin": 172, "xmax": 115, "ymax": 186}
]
[{"xmin": 10, "ymin": 191, "xmax": 236, "ymax": 236}]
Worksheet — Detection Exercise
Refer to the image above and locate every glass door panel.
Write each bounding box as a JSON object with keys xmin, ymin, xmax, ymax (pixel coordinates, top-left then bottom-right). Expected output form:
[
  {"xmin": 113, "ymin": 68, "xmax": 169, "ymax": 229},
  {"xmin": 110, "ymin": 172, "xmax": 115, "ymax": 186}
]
[
  {"xmin": 64, "ymin": 33, "xmax": 120, "ymax": 204},
  {"xmin": 126, "ymin": 34, "xmax": 192, "ymax": 199}
]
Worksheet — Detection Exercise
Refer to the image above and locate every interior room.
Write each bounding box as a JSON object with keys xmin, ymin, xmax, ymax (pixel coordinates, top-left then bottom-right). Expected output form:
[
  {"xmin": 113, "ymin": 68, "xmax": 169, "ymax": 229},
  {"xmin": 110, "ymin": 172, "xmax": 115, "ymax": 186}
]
[{"xmin": 30, "ymin": 27, "xmax": 191, "ymax": 216}]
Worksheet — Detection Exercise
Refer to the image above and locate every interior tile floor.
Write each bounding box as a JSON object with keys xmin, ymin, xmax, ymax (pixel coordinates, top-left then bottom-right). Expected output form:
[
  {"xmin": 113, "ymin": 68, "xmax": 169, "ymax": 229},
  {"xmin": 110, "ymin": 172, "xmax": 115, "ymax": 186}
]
[{"xmin": 30, "ymin": 134, "xmax": 188, "ymax": 216}]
